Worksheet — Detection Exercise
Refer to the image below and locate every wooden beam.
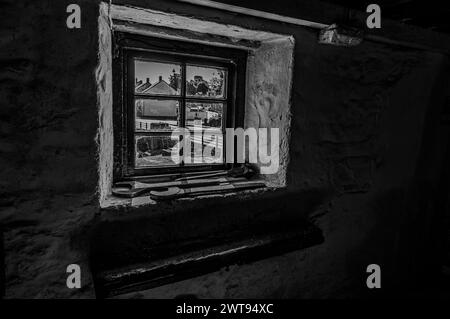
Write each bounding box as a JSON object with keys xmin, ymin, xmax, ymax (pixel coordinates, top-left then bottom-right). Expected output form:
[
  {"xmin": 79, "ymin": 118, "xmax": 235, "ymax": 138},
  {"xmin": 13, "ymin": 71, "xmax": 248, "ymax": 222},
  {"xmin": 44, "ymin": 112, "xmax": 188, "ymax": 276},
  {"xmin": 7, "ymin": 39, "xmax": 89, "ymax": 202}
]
[
  {"xmin": 175, "ymin": 0, "xmax": 450, "ymax": 54},
  {"xmin": 177, "ymin": 0, "xmax": 328, "ymax": 29}
]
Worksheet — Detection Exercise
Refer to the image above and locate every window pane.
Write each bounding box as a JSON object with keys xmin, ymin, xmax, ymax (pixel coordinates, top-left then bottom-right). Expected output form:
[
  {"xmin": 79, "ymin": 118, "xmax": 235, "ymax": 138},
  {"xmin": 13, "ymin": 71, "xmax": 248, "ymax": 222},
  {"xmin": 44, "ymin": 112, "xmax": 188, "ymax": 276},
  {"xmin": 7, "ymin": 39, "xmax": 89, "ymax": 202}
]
[
  {"xmin": 135, "ymin": 134, "xmax": 179, "ymax": 167},
  {"xmin": 185, "ymin": 102, "xmax": 224, "ymax": 131},
  {"xmin": 185, "ymin": 131, "xmax": 223, "ymax": 165},
  {"xmin": 185, "ymin": 101, "xmax": 224, "ymax": 164},
  {"xmin": 135, "ymin": 60, "xmax": 181, "ymax": 95},
  {"xmin": 135, "ymin": 99, "xmax": 180, "ymax": 132},
  {"xmin": 186, "ymin": 65, "xmax": 227, "ymax": 98}
]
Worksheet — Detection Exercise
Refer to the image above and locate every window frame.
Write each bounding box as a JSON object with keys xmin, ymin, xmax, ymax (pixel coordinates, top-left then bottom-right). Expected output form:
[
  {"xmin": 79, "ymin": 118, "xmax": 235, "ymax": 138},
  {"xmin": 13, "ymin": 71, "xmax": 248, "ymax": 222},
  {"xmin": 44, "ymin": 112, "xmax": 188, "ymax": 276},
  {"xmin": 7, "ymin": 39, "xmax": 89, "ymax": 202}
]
[{"xmin": 112, "ymin": 33, "xmax": 248, "ymax": 181}]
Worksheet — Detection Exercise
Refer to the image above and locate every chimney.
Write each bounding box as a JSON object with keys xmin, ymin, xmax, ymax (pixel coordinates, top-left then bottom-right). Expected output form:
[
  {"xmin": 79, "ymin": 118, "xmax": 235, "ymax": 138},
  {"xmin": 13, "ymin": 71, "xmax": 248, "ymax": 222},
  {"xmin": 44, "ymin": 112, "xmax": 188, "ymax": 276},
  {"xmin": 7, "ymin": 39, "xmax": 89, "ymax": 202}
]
[
  {"xmin": 146, "ymin": 77, "xmax": 150, "ymax": 83},
  {"xmin": 159, "ymin": 75, "xmax": 163, "ymax": 82}
]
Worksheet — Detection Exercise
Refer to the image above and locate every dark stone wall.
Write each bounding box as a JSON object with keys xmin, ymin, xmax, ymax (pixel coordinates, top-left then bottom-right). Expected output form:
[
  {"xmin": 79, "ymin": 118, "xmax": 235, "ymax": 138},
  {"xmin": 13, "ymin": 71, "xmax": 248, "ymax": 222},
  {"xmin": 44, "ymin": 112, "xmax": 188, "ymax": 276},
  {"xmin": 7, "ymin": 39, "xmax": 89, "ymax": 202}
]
[
  {"xmin": 0, "ymin": 0, "xmax": 99, "ymax": 195},
  {"xmin": 0, "ymin": 0, "xmax": 101, "ymax": 298},
  {"xmin": 0, "ymin": 0, "xmax": 449, "ymax": 298}
]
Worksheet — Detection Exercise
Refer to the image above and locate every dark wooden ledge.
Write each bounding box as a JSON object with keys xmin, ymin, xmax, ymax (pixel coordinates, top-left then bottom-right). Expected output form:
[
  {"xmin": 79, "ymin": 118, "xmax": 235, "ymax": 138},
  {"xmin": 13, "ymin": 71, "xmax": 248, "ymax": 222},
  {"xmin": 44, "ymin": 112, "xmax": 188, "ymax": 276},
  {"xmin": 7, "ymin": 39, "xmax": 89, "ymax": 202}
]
[
  {"xmin": 90, "ymin": 188, "xmax": 331, "ymax": 298},
  {"xmin": 92, "ymin": 220, "xmax": 323, "ymax": 298}
]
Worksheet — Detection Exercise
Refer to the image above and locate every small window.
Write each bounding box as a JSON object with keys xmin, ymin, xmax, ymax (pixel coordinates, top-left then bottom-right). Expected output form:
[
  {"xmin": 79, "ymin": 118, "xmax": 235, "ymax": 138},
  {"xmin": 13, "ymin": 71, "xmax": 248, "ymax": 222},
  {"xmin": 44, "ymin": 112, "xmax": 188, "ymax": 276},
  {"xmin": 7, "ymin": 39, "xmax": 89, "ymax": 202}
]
[{"xmin": 113, "ymin": 33, "xmax": 247, "ymax": 180}]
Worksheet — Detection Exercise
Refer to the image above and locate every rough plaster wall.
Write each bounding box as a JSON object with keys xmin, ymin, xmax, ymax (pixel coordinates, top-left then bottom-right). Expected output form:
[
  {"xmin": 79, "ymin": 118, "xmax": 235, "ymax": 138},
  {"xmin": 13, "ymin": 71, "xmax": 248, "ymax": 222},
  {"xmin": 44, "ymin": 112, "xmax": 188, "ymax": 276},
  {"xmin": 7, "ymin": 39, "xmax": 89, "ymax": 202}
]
[
  {"xmin": 308, "ymin": 45, "xmax": 423, "ymax": 194},
  {"xmin": 96, "ymin": 3, "xmax": 114, "ymax": 204},
  {"xmin": 0, "ymin": 0, "xmax": 99, "ymax": 195},
  {"xmin": 2, "ymin": 194, "xmax": 96, "ymax": 298},
  {"xmin": 0, "ymin": 0, "xmax": 100, "ymax": 298},
  {"xmin": 246, "ymin": 38, "xmax": 294, "ymax": 187},
  {"xmin": 0, "ymin": 0, "xmax": 448, "ymax": 299}
]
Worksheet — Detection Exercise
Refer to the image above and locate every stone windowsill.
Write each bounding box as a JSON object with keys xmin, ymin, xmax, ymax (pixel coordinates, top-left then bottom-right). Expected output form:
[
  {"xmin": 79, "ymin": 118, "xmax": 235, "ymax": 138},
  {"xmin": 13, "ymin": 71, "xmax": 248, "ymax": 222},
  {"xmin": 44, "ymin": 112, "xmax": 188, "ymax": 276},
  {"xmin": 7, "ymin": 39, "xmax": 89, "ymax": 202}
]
[{"xmin": 101, "ymin": 186, "xmax": 275, "ymax": 210}]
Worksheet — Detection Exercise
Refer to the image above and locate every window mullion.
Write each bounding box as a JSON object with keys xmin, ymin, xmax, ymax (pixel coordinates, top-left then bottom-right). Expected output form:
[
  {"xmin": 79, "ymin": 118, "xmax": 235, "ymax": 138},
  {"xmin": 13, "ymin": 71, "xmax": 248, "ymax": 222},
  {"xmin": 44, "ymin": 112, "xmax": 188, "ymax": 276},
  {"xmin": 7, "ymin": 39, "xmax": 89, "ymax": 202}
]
[
  {"xmin": 181, "ymin": 62, "xmax": 186, "ymax": 128},
  {"xmin": 180, "ymin": 62, "xmax": 187, "ymax": 166}
]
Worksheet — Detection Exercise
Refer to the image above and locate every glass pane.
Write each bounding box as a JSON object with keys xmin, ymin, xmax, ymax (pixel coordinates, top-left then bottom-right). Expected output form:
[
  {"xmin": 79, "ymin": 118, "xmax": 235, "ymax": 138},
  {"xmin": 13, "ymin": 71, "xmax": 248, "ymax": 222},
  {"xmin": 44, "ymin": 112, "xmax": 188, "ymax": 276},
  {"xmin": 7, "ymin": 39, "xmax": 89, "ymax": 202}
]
[
  {"xmin": 185, "ymin": 102, "xmax": 224, "ymax": 131},
  {"xmin": 186, "ymin": 65, "xmax": 227, "ymax": 98},
  {"xmin": 135, "ymin": 134, "xmax": 179, "ymax": 167},
  {"xmin": 135, "ymin": 99, "xmax": 180, "ymax": 132},
  {"xmin": 135, "ymin": 59, "xmax": 181, "ymax": 95},
  {"xmin": 185, "ymin": 131, "xmax": 224, "ymax": 165}
]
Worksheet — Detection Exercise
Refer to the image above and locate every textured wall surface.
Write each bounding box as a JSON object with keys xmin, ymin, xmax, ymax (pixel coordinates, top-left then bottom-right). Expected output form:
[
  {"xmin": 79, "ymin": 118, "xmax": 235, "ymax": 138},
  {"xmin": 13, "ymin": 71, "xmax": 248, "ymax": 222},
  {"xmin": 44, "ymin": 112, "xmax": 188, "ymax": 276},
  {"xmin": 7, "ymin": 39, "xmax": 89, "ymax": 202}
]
[
  {"xmin": 0, "ymin": 0, "xmax": 449, "ymax": 298},
  {"xmin": 96, "ymin": 3, "xmax": 113, "ymax": 204},
  {"xmin": 245, "ymin": 38, "xmax": 295, "ymax": 186}
]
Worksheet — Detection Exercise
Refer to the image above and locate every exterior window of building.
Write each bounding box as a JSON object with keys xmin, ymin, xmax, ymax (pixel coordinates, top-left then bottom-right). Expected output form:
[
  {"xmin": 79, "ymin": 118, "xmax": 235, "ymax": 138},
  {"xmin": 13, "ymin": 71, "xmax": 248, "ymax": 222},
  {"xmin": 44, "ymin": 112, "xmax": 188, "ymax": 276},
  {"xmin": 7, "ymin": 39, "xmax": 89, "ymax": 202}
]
[{"xmin": 113, "ymin": 33, "xmax": 247, "ymax": 179}]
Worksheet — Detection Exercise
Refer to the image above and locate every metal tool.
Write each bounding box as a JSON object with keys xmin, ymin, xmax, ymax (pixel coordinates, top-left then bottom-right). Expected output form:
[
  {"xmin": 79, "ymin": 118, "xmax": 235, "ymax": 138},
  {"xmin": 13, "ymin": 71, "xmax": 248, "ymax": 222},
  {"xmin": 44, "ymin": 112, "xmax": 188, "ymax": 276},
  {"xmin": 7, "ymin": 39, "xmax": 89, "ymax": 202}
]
[
  {"xmin": 174, "ymin": 164, "xmax": 255, "ymax": 181},
  {"xmin": 112, "ymin": 177, "xmax": 248, "ymax": 198},
  {"xmin": 149, "ymin": 180, "xmax": 266, "ymax": 200}
]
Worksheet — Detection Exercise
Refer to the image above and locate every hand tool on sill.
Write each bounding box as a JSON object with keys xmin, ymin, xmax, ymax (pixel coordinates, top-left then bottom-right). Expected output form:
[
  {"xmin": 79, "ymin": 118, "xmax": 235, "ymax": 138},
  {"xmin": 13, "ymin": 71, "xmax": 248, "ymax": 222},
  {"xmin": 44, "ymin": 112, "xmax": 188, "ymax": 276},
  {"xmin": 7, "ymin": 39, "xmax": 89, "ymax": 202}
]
[
  {"xmin": 130, "ymin": 169, "xmax": 226, "ymax": 184},
  {"xmin": 112, "ymin": 176, "xmax": 248, "ymax": 198},
  {"xmin": 149, "ymin": 180, "xmax": 266, "ymax": 200},
  {"xmin": 174, "ymin": 164, "xmax": 256, "ymax": 181},
  {"xmin": 126, "ymin": 164, "xmax": 256, "ymax": 185}
]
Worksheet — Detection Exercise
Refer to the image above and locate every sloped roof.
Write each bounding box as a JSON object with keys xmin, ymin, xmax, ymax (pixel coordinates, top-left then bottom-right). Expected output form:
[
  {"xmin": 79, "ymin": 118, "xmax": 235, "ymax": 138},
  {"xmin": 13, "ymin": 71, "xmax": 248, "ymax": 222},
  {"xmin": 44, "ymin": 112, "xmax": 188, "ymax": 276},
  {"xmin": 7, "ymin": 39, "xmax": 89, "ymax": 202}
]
[
  {"xmin": 142, "ymin": 79, "xmax": 177, "ymax": 95},
  {"xmin": 136, "ymin": 81, "xmax": 152, "ymax": 93}
]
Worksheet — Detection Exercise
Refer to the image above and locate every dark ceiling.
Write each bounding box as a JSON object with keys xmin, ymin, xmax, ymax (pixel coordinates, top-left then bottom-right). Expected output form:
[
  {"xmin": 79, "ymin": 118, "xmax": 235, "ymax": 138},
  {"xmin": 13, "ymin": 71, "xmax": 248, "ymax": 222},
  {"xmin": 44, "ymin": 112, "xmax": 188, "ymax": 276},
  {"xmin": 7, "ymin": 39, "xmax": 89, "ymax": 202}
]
[
  {"xmin": 213, "ymin": 0, "xmax": 450, "ymax": 35},
  {"xmin": 321, "ymin": 0, "xmax": 450, "ymax": 34}
]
